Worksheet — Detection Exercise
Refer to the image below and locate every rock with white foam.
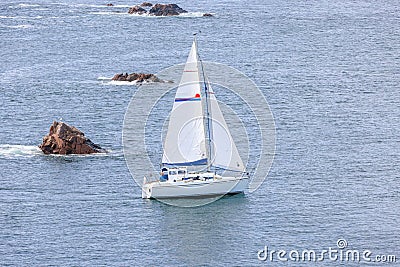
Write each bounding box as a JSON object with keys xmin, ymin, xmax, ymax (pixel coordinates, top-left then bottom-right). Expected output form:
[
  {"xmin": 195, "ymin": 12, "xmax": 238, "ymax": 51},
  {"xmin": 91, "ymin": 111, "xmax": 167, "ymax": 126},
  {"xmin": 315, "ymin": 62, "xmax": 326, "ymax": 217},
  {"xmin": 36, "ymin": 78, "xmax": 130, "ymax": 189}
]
[
  {"xmin": 127, "ymin": 3, "xmax": 187, "ymax": 16},
  {"xmin": 39, "ymin": 121, "xmax": 105, "ymax": 155},
  {"xmin": 149, "ymin": 3, "xmax": 187, "ymax": 16},
  {"xmin": 128, "ymin": 5, "xmax": 146, "ymax": 14},
  {"xmin": 111, "ymin": 72, "xmax": 161, "ymax": 83}
]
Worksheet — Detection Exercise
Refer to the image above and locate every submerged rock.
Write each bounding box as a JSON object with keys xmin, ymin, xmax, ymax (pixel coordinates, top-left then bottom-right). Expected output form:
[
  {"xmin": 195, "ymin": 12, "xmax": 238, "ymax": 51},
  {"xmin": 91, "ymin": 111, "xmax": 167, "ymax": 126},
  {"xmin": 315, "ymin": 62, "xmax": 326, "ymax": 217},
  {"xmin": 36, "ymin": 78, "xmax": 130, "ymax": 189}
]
[
  {"xmin": 112, "ymin": 72, "xmax": 161, "ymax": 83},
  {"xmin": 128, "ymin": 5, "xmax": 147, "ymax": 14},
  {"xmin": 149, "ymin": 3, "xmax": 187, "ymax": 16},
  {"xmin": 39, "ymin": 121, "xmax": 105, "ymax": 155}
]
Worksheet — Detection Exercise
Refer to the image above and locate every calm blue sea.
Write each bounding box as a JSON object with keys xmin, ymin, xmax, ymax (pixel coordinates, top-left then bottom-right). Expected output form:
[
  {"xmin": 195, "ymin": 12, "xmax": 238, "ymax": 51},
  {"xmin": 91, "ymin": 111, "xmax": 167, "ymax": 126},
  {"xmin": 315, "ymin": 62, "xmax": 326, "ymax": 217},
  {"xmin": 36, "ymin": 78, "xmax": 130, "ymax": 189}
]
[{"xmin": 1, "ymin": 0, "xmax": 399, "ymax": 266}]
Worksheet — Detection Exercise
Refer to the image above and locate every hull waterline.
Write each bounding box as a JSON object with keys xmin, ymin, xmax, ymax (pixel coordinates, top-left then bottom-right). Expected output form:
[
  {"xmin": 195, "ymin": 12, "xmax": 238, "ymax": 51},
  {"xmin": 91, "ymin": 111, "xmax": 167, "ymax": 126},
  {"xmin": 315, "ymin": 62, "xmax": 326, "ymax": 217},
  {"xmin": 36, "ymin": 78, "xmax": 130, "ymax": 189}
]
[{"xmin": 142, "ymin": 176, "xmax": 249, "ymax": 199}]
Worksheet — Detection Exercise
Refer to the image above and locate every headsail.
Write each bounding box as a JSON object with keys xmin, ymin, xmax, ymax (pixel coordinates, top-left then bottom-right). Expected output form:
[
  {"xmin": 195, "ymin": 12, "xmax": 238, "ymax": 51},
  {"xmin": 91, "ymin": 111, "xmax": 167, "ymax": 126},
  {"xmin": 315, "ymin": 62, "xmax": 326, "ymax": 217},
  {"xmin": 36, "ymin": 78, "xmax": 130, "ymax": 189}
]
[
  {"xmin": 162, "ymin": 40, "xmax": 207, "ymax": 166},
  {"xmin": 206, "ymin": 80, "xmax": 245, "ymax": 172}
]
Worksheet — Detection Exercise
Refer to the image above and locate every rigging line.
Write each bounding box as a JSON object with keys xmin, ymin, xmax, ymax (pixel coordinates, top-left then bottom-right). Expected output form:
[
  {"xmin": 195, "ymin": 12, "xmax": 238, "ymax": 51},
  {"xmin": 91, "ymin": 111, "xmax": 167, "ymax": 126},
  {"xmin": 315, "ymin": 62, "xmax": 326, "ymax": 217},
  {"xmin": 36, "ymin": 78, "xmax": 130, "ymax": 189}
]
[
  {"xmin": 198, "ymin": 52, "xmax": 213, "ymax": 171},
  {"xmin": 194, "ymin": 36, "xmax": 210, "ymax": 170},
  {"xmin": 194, "ymin": 34, "xmax": 213, "ymax": 170}
]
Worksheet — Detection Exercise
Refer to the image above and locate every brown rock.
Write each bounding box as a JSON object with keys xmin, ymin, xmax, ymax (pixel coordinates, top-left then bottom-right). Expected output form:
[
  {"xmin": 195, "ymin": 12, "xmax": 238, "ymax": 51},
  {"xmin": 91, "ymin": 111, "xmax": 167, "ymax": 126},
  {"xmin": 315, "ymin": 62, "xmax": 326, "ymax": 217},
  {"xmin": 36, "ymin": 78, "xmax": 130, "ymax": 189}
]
[
  {"xmin": 126, "ymin": 73, "xmax": 139, "ymax": 82},
  {"xmin": 147, "ymin": 74, "xmax": 161, "ymax": 82},
  {"xmin": 39, "ymin": 121, "xmax": 105, "ymax": 155},
  {"xmin": 111, "ymin": 72, "xmax": 161, "ymax": 83},
  {"xmin": 111, "ymin": 73, "xmax": 123, "ymax": 80},
  {"xmin": 149, "ymin": 4, "xmax": 187, "ymax": 16},
  {"xmin": 76, "ymin": 144, "xmax": 81, "ymax": 153},
  {"xmin": 140, "ymin": 2, "xmax": 153, "ymax": 7},
  {"xmin": 111, "ymin": 73, "xmax": 131, "ymax": 81},
  {"xmin": 128, "ymin": 5, "xmax": 146, "ymax": 15}
]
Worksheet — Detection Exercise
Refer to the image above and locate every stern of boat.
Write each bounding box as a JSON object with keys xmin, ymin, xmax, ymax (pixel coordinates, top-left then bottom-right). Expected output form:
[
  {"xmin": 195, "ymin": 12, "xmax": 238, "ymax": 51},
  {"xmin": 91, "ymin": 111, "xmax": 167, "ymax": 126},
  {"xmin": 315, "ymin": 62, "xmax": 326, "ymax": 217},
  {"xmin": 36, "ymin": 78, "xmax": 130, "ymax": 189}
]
[{"xmin": 142, "ymin": 176, "xmax": 152, "ymax": 199}]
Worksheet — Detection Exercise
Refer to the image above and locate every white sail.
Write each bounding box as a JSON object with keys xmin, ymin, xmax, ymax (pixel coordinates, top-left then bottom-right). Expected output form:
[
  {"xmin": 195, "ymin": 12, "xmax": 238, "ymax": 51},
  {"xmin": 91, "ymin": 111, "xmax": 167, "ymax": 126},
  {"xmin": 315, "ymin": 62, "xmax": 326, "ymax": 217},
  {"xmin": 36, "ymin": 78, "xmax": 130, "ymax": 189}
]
[
  {"xmin": 207, "ymin": 82, "xmax": 245, "ymax": 172},
  {"xmin": 162, "ymin": 40, "xmax": 207, "ymax": 166}
]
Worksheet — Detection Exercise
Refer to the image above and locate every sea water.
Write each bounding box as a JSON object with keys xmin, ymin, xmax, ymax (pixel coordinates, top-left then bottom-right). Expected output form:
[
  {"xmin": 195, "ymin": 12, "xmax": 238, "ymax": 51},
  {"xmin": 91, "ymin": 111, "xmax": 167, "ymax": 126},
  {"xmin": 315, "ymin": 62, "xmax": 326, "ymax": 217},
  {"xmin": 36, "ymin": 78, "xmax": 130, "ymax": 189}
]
[{"xmin": 0, "ymin": 0, "xmax": 399, "ymax": 266}]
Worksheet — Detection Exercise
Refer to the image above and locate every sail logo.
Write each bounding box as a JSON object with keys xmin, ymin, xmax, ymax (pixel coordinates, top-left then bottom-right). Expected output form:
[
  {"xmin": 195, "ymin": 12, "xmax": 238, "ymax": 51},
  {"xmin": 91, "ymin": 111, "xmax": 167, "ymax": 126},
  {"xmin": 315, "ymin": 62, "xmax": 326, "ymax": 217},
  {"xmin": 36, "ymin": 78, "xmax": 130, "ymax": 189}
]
[{"xmin": 175, "ymin": 93, "xmax": 201, "ymax": 102}]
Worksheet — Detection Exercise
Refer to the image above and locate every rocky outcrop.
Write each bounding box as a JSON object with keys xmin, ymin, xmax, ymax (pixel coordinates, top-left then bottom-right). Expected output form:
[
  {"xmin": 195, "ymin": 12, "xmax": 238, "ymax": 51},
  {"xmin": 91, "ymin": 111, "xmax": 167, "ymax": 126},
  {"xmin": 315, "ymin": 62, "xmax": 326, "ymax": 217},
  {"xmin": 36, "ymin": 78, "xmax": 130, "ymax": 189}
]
[
  {"xmin": 127, "ymin": 3, "xmax": 187, "ymax": 16},
  {"xmin": 140, "ymin": 2, "xmax": 153, "ymax": 7},
  {"xmin": 112, "ymin": 72, "xmax": 161, "ymax": 83},
  {"xmin": 149, "ymin": 3, "xmax": 187, "ymax": 16},
  {"xmin": 128, "ymin": 5, "xmax": 146, "ymax": 14},
  {"xmin": 39, "ymin": 121, "xmax": 105, "ymax": 155}
]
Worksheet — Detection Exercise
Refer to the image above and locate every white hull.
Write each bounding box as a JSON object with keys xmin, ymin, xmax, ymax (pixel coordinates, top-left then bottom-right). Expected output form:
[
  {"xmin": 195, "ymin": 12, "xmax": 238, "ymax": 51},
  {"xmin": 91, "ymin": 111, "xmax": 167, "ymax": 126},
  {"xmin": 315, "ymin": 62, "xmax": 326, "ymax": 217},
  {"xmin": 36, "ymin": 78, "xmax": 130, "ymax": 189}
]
[{"xmin": 142, "ymin": 176, "xmax": 248, "ymax": 199}]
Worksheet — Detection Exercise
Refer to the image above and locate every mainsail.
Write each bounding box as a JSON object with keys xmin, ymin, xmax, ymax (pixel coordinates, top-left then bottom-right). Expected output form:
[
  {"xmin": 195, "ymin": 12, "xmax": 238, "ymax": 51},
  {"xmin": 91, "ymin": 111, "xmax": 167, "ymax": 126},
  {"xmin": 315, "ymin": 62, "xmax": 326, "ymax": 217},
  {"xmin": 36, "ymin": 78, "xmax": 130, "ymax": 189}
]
[{"xmin": 162, "ymin": 40, "xmax": 207, "ymax": 166}]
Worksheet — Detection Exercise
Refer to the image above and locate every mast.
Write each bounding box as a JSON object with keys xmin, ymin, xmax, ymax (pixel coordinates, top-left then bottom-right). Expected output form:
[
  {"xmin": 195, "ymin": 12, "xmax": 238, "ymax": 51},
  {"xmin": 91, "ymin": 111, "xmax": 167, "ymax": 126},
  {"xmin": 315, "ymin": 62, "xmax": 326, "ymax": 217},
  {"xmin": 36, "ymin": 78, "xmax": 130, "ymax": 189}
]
[{"xmin": 194, "ymin": 34, "xmax": 213, "ymax": 171}]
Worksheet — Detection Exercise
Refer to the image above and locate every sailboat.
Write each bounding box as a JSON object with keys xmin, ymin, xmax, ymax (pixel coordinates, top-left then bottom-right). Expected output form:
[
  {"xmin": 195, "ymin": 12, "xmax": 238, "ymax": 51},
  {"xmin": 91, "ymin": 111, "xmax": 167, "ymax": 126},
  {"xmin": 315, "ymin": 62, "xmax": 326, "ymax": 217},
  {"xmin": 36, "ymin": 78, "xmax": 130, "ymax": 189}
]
[{"xmin": 142, "ymin": 36, "xmax": 249, "ymax": 199}]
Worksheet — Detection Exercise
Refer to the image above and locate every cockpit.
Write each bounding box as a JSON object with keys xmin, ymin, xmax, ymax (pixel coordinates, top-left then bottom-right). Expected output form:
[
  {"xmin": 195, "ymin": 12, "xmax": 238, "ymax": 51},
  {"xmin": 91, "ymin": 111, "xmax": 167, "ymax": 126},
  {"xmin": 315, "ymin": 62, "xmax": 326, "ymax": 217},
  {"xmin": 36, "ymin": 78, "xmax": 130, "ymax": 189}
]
[{"xmin": 160, "ymin": 167, "xmax": 187, "ymax": 182}]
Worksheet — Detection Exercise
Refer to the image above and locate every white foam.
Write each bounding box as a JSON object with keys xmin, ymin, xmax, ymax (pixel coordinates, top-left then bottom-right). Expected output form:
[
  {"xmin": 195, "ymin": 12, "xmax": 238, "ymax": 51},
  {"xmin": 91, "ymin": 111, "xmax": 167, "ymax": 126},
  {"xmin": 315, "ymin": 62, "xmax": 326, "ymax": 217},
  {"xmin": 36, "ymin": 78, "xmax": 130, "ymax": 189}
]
[
  {"xmin": 18, "ymin": 3, "xmax": 41, "ymax": 8},
  {"xmin": 90, "ymin": 11, "xmax": 128, "ymax": 16},
  {"xmin": 104, "ymin": 79, "xmax": 173, "ymax": 86},
  {"xmin": 127, "ymin": 13, "xmax": 152, "ymax": 17},
  {"xmin": 46, "ymin": 152, "xmax": 109, "ymax": 158},
  {"xmin": 98, "ymin": 76, "xmax": 152, "ymax": 85},
  {"xmin": 43, "ymin": 147, "xmax": 118, "ymax": 158},
  {"xmin": 0, "ymin": 15, "xmax": 43, "ymax": 19},
  {"xmin": 97, "ymin": 76, "xmax": 112, "ymax": 81},
  {"xmin": 178, "ymin": 12, "xmax": 210, "ymax": 18},
  {"xmin": 0, "ymin": 15, "xmax": 21, "ymax": 19},
  {"xmin": 109, "ymin": 5, "xmax": 132, "ymax": 8},
  {"xmin": 0, "ymin": 144, "xmax": 42, "ymax": 158},
  {"xmin": 0, "ymin": 144, "xmax": 118, "ymax": 158},
  {"xmin": 6, "ymin": 24, "xmax": 34, "ymax": 29},
  {"xmin": 108, "ymin": 80, "xmax": 140, "ymax": 86},
  {"xmin": 75, "ymin": 4, "xmax": 131, "ymax": 8},
  {"xmin": 9, "ymin": 3, "xmax": 41, "ymax": 9}
]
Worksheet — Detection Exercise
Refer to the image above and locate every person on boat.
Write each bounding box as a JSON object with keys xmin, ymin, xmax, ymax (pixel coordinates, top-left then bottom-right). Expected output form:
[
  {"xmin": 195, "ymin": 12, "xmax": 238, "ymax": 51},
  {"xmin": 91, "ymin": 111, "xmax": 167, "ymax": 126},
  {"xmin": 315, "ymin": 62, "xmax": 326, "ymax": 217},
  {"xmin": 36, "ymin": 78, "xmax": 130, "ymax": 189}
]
[{"xmin": 160, "ymin": 168, "xmax": 168, "ymax": 181}]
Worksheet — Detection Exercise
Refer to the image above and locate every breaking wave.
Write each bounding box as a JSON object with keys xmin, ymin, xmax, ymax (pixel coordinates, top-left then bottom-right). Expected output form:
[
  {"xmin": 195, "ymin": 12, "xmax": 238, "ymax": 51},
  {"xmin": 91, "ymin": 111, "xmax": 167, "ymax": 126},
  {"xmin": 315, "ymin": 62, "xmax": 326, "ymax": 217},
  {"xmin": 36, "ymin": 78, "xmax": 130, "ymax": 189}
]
[
  {"xmin": 108, "ymin": 80, "xmax": 141, "ymax": 86},
  {"xmin": 0, "ymin": 144, "xmax": 121, "ymax": 158},
  {"xmin": 97, "ymin": 76, "xmax": 112, "ymax": 81},
  {"xmin": 98, "ymin": 76, "xmax": 173, "ymax": 86},
  {"xmin": 0, "ymin": 144, "xmax": 42, "ymax": 158}
]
